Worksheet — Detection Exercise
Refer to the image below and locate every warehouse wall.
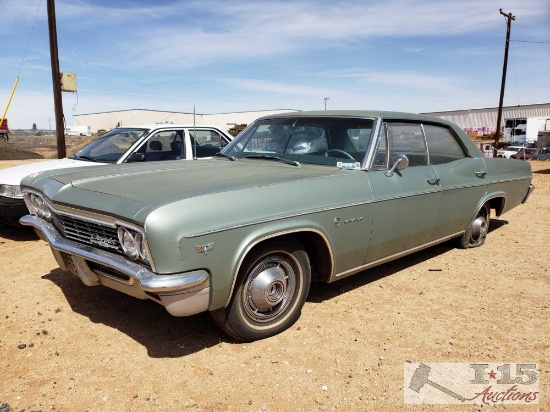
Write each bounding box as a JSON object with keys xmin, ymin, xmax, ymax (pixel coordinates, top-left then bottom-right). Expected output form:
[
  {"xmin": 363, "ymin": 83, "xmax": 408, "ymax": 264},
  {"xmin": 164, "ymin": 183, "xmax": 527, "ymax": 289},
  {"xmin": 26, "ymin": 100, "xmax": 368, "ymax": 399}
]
[
  {"xmin": 74, "ymin": 109, "xmax": 298, "ymax": 134},
  {"xmin": 425, "ymin": 103, "xmax": 550, "ymax": 133}
]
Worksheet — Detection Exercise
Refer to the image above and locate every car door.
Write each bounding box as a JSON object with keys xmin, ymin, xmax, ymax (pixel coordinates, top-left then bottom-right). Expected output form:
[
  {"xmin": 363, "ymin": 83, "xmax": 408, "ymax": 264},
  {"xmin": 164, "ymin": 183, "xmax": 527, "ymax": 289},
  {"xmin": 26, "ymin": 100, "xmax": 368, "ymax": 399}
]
[
  {"xmin": 186, "ymin": 128, "xmax": 230, "ymax": 159},
  {"xmin": 364, "ymin": 121, "xmax": 441, "ymax": 264},
  {"xmin": 424, "ymin": 123, "xmax": 487, "ymax": 239}
]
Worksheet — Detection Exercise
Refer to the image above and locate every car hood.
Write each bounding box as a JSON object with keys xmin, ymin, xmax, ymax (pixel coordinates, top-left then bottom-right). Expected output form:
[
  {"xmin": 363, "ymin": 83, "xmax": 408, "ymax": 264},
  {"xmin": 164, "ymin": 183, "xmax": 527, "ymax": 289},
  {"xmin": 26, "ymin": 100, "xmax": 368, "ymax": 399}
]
[
  {"xmin": 0, "ymin": 157, "xmax": 106, "ymax": 186},
  {"xmin": 22, "ymin": 159, "xmax": 342, "ymax": 222}
]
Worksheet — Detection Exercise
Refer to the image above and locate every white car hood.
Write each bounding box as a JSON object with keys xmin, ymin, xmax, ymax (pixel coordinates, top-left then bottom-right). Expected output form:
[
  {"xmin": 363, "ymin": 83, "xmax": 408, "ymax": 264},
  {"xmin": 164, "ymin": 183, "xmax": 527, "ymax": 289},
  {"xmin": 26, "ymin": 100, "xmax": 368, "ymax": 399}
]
[{"xmin": 0, "ymin": 158, "xmax": 106, "ymax": 186}]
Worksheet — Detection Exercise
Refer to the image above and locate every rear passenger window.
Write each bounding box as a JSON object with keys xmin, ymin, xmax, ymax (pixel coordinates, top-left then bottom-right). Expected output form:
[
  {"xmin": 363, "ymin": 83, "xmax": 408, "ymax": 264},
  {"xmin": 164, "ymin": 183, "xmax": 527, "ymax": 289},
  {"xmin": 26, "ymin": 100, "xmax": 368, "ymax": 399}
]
[
  {"xmin": 423, "ymin": 125, "xmax": 466, "ymax": 164},
  {"xmin": 190, "ymin": 129, "xmax": 227, "ymax": 148}
]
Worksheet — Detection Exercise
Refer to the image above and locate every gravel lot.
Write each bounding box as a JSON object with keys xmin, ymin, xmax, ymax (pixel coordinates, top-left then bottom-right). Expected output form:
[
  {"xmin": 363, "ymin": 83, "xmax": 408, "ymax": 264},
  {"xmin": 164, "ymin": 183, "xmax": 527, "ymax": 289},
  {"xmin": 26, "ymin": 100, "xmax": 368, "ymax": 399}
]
[{"xmin": 0, "ymin": 159, "xmax": 548, "ymax": 412}]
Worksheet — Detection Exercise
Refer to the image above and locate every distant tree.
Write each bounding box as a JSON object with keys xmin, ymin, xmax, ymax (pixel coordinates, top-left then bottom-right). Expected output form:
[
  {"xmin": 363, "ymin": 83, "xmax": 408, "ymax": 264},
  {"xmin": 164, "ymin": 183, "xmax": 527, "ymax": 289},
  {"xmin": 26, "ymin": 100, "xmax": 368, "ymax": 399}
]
[{"xmin": 32, "ymin": 123, "xmax": 37, "ymax": 131}]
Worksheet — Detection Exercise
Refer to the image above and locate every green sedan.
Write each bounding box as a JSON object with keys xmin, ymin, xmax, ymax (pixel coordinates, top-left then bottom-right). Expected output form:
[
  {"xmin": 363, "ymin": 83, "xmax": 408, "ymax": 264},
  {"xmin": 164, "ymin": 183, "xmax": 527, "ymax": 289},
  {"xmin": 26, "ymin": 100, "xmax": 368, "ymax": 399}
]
[{"xmin": 20, "ymin": 111, "xmax": 534, "ymax": 341}]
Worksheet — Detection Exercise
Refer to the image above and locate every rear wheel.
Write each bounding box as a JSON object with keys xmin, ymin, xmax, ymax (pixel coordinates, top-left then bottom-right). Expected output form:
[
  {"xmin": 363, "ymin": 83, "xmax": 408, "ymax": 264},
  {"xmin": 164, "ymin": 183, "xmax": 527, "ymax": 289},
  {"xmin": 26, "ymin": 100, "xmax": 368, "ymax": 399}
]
[
  {"xmin": 212, "ymin": 238, "xmax": 311, "ymax": 341},
  {"xmin": 459, "ymin": 204, "xmax": 490, "ymax": 248}
]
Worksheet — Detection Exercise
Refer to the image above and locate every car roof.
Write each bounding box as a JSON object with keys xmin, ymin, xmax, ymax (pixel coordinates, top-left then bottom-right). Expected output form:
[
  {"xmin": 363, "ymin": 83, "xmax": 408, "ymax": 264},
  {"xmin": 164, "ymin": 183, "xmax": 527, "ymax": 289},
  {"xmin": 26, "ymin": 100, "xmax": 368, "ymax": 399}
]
[
  {"xmin": 116, "ymin": 124, "xmax": 226, "ymax": 129},
  {"xmin": 255, "ymin": 110, "xmax": 453, "ymax": 125}
]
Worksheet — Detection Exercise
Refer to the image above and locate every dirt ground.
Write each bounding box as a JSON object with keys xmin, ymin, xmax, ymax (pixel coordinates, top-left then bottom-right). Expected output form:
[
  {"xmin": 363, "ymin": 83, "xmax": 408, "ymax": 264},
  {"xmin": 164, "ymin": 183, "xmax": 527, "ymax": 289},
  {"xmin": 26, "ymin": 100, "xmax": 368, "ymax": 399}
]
[{"xmin": 0, "ymin": 158, "xmax": 548, "ymax": 412}]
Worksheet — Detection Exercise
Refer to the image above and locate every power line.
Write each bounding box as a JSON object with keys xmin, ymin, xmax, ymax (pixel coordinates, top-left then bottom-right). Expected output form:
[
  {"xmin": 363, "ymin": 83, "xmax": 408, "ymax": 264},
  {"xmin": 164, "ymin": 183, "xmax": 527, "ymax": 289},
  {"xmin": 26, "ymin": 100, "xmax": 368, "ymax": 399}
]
[
  {"xmin": 510, "ymin": 40, "xmax": 550, "ymax": 44},
  {"xmin": 18, "ymin": 0, "xmax": 43, "ymax": 77}
]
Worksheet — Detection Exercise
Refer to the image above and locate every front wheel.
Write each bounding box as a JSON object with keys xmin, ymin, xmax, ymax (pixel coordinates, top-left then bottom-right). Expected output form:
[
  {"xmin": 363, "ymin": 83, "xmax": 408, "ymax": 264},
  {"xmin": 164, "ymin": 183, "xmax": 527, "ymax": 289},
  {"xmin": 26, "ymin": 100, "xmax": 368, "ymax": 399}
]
[
  {"xmin": 458, "ymin": 204, "xmax": 490, "ymax": 248},
  {"xmin": 212, "ymin": 238, "xmax": 311, "ymax": 341}
]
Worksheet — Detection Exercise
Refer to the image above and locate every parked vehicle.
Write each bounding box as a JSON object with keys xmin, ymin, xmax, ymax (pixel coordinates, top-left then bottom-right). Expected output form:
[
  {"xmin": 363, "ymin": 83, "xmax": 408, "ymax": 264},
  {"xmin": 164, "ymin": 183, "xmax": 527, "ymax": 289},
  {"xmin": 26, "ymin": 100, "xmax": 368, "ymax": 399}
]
[
  {"xmin": 510, "ymin": 148, "xmax": 542, "ymax": 160},
  {"xmin": 0, "ymin": 124, "xmax": 232, "ymax": 226},
  {"xmin": 531, "ymin": 148, "xmax": 550, "ymax": 161},
  {"xmin": 479, "ymin": 143, "xmax": 495, "ymax": 157},
  {"xmin": 497, "ymin": 145, "xmax": 526, "ymax": 158},
  {"xmin": 20, "ymin": 111, "xmax": 534, "ymax": 341},
  {"xmin": 0, "ymin": 118, "xmax": 9, "ymax": 142},
  {"xmin": 504, "ymin": 117, "xmax": 550, "ymax": 144}
]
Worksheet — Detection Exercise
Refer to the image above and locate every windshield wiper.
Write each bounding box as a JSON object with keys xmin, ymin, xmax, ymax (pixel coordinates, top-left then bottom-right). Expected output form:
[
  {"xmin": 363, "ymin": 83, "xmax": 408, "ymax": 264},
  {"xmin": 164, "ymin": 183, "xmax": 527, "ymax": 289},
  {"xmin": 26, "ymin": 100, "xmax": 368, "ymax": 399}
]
[
  {"xmin": 215, "ymin": 152, "xmax": 237, "ymax": 161},
  {"xmin": 74, "ymin": 155, "xmax": 99, "ymax": 162},
  {"xmin": 244, "ymin": 155, "xmax": 300, "ymax": 167}
]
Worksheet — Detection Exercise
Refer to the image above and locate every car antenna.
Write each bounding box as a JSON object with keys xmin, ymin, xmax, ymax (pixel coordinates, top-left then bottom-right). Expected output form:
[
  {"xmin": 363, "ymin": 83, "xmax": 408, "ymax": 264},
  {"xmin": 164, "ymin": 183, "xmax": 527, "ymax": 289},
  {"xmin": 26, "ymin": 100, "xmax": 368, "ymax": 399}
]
[{"xmin": 193, "ymin": 105, "xmax": 197, "ymax": 160}]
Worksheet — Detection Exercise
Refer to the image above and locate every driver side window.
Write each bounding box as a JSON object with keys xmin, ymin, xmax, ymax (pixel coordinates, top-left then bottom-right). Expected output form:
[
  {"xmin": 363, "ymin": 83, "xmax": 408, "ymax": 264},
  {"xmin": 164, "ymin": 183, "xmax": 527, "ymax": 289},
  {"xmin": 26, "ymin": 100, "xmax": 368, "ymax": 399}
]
[
  {"xmin": 140, "ymin": 131, "xmax": 185, "ymax": 161},
  {"xmin": 373, "ymin": 122, "xmax": 428, "ymax": 168}
]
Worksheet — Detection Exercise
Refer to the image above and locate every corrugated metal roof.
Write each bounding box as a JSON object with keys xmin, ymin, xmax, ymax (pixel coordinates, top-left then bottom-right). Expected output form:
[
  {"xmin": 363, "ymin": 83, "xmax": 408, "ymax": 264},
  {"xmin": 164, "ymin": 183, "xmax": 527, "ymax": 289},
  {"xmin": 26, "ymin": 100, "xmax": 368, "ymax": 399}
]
[{"xmin": 423, "ymin": 103, "xmax": 550, "ymax": 130}]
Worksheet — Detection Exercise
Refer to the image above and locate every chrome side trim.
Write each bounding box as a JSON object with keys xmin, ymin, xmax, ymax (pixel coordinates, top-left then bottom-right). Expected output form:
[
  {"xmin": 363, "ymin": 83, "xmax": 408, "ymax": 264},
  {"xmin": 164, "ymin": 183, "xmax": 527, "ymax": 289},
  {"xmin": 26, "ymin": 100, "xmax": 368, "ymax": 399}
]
[
  {"xmin": 522, "ymin": 184, "xmax": 535, "ymax": 204},
  {"xmin": 225, "ymin": 228, "xmax": 334, "ymax": 307},
  {"xmin": 440, "ymin": 182, "xmax": 487, "ymax": 191},
  {"xmin": 186, "ymin": 189, "xmax": 438, "ymax": 238},
  {"xmin": 332, "ymin": 231, "xmax": 463, "ymax": 281},
  {"xmin": 20, "ymin": 215, "xmax": 208, "ymax": 295},
  {"xmin": 186, "ymin": 202, "xmax": 376, "ymax": 238},
  {"xmin": 488, "ymin": 177, "xmax": 532, "ymax": 184}
]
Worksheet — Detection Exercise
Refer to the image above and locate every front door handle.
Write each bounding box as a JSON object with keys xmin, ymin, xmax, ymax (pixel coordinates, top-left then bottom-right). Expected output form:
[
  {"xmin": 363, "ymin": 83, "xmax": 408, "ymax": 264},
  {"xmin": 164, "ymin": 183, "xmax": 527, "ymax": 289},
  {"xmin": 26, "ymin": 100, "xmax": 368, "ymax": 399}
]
[
  {"xmin": 476, "ymin": 171, "xmax": 487, "ymax": 178},
  {"xmin": 427, "ymin": 178, "xmax": 440, "ymax": 185}
]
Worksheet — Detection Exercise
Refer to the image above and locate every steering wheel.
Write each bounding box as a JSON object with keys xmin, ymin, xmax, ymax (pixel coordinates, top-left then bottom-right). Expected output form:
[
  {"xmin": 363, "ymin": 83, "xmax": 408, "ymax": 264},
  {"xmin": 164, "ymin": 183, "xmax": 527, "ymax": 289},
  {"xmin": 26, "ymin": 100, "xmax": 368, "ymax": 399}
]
[{"xmin": 324, "ymin": 149, "xmax": 355, "ymax": 161}]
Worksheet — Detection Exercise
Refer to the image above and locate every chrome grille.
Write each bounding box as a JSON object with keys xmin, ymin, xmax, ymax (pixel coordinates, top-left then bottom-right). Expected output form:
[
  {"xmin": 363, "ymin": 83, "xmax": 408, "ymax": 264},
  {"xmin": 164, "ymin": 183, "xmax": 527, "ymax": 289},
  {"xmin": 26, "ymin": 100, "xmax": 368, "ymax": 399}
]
[{"xmin": 51, "ymin": 210, "xmax": 123, "ymax": 255}]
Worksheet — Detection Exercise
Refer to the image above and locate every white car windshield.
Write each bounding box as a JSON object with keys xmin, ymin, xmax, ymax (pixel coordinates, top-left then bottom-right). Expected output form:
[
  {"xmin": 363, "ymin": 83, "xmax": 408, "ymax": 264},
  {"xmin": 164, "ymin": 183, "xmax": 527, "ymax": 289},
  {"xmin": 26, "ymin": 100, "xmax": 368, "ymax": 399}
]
[{"xmin": 71, "ymin": 128, "xmax": 149, "ymax": 163}]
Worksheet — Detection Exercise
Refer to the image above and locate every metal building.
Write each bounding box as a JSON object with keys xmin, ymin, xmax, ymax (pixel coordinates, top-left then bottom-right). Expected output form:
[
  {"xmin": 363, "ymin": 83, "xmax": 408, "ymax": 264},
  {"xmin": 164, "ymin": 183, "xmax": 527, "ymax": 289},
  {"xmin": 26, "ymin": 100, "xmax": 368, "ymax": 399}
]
[
  {"xmin": 73, "ymin": 109, "xmax": 299, "ymax": 134},
  {"xmin": 424, "ymin": 102, "xmax": 550, "ymax": 135},
  {"xmin": 73, "ymin": 103, "xmax": 550, "ymax": 140}
]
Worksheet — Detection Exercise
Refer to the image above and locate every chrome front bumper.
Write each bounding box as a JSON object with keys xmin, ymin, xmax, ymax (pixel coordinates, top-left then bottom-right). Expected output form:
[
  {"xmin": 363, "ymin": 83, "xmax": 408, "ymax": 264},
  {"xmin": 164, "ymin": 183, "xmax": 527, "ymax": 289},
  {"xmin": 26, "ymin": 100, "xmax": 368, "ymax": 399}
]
[{"xmin": 20, "ymin": 215, "xmax": 210, "ymax": 317}]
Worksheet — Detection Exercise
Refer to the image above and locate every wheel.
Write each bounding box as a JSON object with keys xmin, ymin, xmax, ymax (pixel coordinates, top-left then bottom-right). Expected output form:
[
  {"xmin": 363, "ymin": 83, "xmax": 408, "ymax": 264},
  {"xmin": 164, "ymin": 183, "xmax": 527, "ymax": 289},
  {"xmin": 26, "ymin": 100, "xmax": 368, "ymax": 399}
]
[
  {"xmin": 458, "ymin": 204, "xmax": 490, "ymax": 248},
  {"xmin": 324, "ymin": 149, "xmax": 355, "ymax": 160},
  {"xmin": 212, "ymin": 238, "xmax": 311, "ymax": 341}
]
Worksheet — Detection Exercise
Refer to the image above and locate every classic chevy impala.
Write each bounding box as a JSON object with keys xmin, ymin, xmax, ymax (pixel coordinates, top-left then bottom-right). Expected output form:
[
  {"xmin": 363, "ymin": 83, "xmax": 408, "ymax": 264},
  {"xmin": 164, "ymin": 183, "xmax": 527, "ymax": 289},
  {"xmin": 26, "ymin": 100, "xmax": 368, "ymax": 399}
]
[{"xmin": 20, "ymin": 111, "xmax": 534, "ymax": 341}]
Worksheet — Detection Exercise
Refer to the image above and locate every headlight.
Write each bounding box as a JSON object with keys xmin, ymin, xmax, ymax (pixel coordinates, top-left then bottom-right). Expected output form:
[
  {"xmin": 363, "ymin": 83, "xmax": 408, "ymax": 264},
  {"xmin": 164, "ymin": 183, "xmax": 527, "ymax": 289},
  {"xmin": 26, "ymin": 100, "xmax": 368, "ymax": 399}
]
[
  {"xmin": 117, "ymin": 227, "xmax": 139, "ymax": 260},
  {"xmin": 27, "ymin": 193, "xmax": 52, "ymax": 221},
  {"xmin": 117, "ymin": 226, "xmax": 152, "ymax": 265},
  {"xmin": 0, "ymin": 184, "xmax": 23, "ymax": 198}
]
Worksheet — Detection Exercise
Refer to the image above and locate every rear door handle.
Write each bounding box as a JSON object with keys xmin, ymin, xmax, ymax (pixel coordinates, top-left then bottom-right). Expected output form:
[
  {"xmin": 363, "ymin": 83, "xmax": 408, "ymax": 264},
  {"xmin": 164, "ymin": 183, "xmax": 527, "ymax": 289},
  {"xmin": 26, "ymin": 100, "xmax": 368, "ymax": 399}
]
[
  {"xmin": 476, "ymin": 171, "xmax": 487, "ymax": 178},
  {"xmin": 427, "ymin": 178, "xmax": 440, "ymax": 185}
]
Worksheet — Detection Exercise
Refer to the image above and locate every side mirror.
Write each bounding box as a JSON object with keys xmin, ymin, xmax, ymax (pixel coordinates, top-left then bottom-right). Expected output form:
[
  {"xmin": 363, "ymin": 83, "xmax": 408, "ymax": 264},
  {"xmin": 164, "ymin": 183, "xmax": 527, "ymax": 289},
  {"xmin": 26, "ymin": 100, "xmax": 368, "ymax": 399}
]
[
  {"xmin": 384, "ymin": 154, "xmax": 409, "ymax": 177},
  {"xmin": 126, "ymin": 152, "xmax": 146, "ymax": 163}
]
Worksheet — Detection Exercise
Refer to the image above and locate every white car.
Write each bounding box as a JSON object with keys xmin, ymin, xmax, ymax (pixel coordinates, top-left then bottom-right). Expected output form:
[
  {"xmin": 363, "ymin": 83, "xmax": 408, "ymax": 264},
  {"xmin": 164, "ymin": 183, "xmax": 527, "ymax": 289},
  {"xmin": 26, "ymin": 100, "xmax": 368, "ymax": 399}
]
[
  {"xmin": 497, "ymin": 145, "xmax": 527, "ymax": 158},
  {"xmin": 0, "ymin": 124, "xmax": 232, "ymax": 226}
]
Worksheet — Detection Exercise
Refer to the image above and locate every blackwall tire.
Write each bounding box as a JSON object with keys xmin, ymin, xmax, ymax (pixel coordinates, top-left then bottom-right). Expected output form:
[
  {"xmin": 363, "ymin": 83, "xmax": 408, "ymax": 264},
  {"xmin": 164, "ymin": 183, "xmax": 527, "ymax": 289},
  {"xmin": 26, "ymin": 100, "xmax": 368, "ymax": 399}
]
[
  {"xmin": 212, "ymin": 237, "xmax": 311, "ymax": 341},
  {"xmin": 458, "ymin": 204, "xmax": 490, "ymax": 249}
]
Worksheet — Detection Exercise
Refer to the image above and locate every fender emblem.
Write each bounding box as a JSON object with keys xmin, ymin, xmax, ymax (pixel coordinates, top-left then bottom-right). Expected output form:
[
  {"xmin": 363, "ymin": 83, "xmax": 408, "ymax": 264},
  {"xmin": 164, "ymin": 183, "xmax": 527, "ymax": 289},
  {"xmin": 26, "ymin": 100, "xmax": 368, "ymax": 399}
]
[
  {"xmin": 195, "ymin": 243, "xmax": 213, "ymax": 255},
  {"xmin": 334, "ymin": 216, "xmax": 363, "ymax": 227}
]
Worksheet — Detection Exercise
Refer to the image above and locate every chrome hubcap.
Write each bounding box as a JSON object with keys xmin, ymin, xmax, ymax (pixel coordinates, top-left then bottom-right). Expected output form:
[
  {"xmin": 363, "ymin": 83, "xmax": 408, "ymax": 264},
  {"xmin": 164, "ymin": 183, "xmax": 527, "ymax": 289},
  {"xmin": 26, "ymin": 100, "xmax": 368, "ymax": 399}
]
[
  {"xmin": 249, "ymin": 265, "xmax": 287, "ymax": 311},
  {"xmin": 243, "ymin": 256, "xmax": 296, "ymax": 322},
  {"xmin": 471, "ymin": 215, "xmax": 487, "ymax": 241}
]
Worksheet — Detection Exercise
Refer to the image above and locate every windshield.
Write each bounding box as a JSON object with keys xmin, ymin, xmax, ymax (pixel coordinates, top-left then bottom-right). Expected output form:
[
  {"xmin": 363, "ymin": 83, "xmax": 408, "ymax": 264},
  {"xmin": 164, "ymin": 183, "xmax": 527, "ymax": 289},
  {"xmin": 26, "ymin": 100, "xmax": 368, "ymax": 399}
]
[
  {"xmin": 221, "ymin": 117, "xmax": 374, "ymax": 167},
  {"xmin": 72, "ymin": 128, "xmax": 149, "ymax": 163}
]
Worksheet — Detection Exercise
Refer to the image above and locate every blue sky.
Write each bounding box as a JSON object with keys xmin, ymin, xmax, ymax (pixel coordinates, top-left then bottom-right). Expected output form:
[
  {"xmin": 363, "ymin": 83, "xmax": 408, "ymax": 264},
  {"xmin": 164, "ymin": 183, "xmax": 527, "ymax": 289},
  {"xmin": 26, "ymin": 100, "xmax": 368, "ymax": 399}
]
[{"xmin": 1, "ymin": 0, "xmax": 549, "ymax": 129}]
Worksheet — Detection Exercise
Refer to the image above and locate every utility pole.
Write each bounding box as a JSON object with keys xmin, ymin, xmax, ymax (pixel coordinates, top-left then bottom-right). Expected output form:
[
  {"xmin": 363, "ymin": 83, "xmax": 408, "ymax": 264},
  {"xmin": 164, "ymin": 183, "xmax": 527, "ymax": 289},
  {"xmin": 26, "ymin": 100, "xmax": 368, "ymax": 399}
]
[
  {"xmin": 493, "ymin": 9, "xmax": 515, "ymax": 157},
  {"xmin": 323, "ymin": 97, "xmax": 329, "ymax": 110},
  {"xmin": 47, "ymin": 0, "xmax": 66, "ymax": 158}
]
